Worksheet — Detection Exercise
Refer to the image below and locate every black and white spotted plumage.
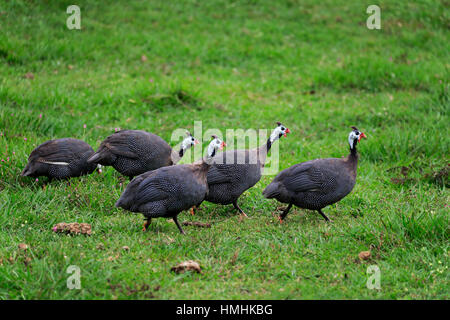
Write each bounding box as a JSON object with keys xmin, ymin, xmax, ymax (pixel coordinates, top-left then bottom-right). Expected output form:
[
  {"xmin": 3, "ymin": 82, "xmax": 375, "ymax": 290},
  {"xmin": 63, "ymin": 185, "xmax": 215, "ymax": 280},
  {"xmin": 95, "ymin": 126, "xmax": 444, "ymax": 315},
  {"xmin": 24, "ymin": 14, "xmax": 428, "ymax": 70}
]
[
  {"xmin": 21, "ymin": 138, "xmax": 97, "ymax": 180},
  {"xmin": 205, "ymin": 149, "xmax": 262, "ymax": 205},
  {"xmin": 87, "ymin": 130, "xmax": 173, "ymax": 179},
  {"xmin": 116, "ymin": 164, "xmax": 208, "ymax": 218},
  {"xmin": 263, "ymin": 127, "xmax": 366, "ymax": 221},
  {"xmin": 198, "ymin": 123, "xmax": 290, "ymax": 216},
  {"xmin": 115, "ymin": 136, "xmax": 224, "ymax": 234},
  {"xmin": 263, "ymin": 158, "xmax": 355, "ymax": 209}
]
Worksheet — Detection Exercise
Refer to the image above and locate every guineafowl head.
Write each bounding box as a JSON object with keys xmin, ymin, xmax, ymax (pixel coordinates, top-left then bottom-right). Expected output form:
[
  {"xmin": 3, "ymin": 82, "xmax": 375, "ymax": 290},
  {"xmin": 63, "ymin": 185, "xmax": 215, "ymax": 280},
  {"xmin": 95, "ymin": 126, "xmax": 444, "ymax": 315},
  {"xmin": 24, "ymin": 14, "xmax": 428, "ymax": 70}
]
[
  {"xmin": 179, "ymin": 131, "xmax": 199, "ymax": 157},
  {"xmin": 348, "ymin": 126, "xmax": 367, "ymax": 150},
  {"xmin": 207, "ymin": 135, "xmax": 226, "ymax": 158},
  {"xmin": 270, "ymin": 122, "xmax": 290, "ymax": 143}
]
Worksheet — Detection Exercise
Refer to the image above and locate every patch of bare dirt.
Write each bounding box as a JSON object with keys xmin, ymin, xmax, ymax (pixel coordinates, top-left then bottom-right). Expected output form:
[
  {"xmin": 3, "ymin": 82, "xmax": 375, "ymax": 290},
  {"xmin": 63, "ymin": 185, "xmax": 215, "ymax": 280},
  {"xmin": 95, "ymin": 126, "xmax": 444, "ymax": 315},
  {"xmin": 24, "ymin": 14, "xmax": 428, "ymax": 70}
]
[{"xmin": 52, "ymin": 222, "xmax": 92, "ymax": 235}]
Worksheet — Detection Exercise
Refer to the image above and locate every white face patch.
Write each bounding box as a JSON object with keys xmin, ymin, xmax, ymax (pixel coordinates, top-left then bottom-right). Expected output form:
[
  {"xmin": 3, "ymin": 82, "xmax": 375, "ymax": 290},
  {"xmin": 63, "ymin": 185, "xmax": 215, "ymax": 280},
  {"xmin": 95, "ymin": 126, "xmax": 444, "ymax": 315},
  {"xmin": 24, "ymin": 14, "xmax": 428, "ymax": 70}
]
[
  {"xmin": 348, "ymin": 131, "xmax": 360, "ymax": 149},
  {"xmin": 270, "ymin": 125, "xmax": 287, "ymax": 143},
  {"xmin": 207, "ymin": 138, "xmax": 223, "ymax": 157},
  {"xmin": 181, "ymin": 136, "xmax": 195, "ymax": 151}
]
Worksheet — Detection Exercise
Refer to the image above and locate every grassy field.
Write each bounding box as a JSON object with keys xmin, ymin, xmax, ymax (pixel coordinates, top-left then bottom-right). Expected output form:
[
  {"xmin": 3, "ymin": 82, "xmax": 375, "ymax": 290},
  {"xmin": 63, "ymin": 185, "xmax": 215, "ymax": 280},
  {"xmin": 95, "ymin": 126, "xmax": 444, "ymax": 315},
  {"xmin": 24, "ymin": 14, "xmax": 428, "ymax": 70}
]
[{"xmin": 0, "ymin": 0, "xmax": 448, "ymax": 299}]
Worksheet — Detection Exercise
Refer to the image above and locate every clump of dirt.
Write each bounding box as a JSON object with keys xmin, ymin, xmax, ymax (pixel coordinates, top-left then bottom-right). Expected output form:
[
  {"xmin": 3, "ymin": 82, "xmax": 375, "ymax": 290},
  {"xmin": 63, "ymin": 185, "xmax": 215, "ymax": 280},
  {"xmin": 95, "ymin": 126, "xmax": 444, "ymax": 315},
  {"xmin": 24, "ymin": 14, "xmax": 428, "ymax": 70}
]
[
  {"xmin": 388, "ymin": 163, "xmax": 449, "ymax": 187},
  {"xmin": 23, "ymin": 72, "xmax": 34, "ymax": 79},
  {"xmin": 389, "ymin": 165, "xmax": 411, "ymax": 185},
  {"xmin": 182, "ymin": 221, "xmax": 211, "ymax": 228},
  {"xmin": 424, "ymin": 164, "xmax": 449, "ymax": 187},
  {"xmin": 171, "ymin": 260, "xmax": 202, "ymax": 274},
  {"xmin": 52, "ymin": 222, "xmax": 92, "ymax": 235},
  {"xmin": 107, "ymin": 279, "xmax": 157, "ymax": 298}
]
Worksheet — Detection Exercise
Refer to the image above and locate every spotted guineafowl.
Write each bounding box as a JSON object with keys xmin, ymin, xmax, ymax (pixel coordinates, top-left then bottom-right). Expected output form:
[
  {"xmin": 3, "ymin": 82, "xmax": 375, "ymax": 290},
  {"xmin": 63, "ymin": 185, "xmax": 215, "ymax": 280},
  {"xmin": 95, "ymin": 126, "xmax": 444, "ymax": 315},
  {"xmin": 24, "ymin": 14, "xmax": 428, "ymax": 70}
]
[
  {"xmin": 115, "ymin": 135, "xmax": 226, "ymax": 234},
  {"xmin": 192, "ymin": 122, "xmax": 290, "ymax": 217},
  {"xmin": 21, "ymin": 138, "xmax": 98, "ymax": 180},
  {"xmin": 87, "ymin": 130, "xmax": 198, "ymax": 179},
  {"xmin": 263, "ymin": 126, "xmax": 366, "ymax": 222}
]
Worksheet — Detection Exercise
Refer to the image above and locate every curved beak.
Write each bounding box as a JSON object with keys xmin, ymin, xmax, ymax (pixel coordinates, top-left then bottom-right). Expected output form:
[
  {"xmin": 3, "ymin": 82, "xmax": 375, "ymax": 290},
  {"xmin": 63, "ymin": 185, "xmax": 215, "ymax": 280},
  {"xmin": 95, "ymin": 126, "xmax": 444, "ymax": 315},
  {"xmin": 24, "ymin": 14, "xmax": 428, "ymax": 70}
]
[
  {"xmin": 194, "ymin": 139, "xmax": 199, "ymax": 145},
  {"xmin": 284, "ymin": 128, "xmax": 291, "ymax": 137},
  {"xmin": 220, "ymin": 141, "xmax": 226, "ymax": 150},
  {"xmin": 358, "ymin": 132, "xmax": 367, "ymax": 141}
]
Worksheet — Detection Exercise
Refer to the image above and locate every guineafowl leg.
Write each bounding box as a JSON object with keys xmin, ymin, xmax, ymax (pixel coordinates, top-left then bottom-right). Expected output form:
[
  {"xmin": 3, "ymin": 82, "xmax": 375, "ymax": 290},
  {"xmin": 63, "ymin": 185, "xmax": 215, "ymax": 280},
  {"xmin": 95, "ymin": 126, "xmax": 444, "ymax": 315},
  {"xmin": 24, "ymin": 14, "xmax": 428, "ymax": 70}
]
[
  {"xmin": 317, "ymin": 209, "xmax": 331, "ymax": 222},
  {"xmin": 233, "ymin": 200, "xmax": 248, "ymax": 217},
  {"xmin": 279, "ymin": 203, "xmax": 293, "ymax": 222},
  {"xmin": 142, "ymin": 218, "xmax": 152, "ymax": 232},
  {"xmin": 172, "ymin": 215, "xmax": 185, "ymax": 234},
  {"xmin": 190, "ymin": 202, "xmax": 203, "ymax": 215}
]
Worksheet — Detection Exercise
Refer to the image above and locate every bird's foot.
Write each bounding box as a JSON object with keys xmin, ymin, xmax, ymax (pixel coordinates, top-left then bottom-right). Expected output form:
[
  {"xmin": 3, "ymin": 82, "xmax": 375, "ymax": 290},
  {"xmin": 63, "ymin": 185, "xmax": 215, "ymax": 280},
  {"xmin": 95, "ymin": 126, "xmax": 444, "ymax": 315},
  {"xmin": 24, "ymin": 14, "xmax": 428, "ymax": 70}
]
[
  {"xmin": 190, "ymin": 206, "xmax": 196, "ymax": 216},
  {"xmin": 239, "ymin": 211, "xmax": 248, "ymax": 218},
  {"xmin": 142, "ymin": 219, "xmax": 151, "ymax": 232}
]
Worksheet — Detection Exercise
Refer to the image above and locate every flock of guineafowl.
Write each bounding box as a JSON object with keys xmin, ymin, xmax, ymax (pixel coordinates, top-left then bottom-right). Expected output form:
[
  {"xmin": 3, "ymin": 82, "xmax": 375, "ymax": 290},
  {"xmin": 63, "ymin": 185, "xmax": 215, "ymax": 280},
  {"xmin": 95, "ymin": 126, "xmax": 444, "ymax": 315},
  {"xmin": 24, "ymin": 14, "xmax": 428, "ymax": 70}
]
[{"xmin": 21, "ymin": 123, "xmax": 366, "ymax": 234}]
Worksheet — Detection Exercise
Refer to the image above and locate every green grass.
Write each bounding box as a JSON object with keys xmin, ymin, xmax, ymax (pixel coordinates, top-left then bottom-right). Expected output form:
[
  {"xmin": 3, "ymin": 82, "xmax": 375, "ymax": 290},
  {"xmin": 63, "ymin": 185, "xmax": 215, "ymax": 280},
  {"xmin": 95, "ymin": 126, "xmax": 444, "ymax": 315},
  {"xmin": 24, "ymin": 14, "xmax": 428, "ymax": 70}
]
[{"xmin": 0, "ymin": 0, "xmax": 448, "ymax": 299}]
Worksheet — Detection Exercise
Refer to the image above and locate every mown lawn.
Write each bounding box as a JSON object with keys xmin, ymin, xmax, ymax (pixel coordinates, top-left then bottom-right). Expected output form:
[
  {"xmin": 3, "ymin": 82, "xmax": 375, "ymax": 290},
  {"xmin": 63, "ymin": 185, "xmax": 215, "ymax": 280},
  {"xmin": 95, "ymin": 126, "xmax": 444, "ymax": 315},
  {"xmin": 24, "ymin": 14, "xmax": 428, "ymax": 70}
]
[{"xmin": 0, "ymin": 0, "xmax": 448, "ymax": 299}]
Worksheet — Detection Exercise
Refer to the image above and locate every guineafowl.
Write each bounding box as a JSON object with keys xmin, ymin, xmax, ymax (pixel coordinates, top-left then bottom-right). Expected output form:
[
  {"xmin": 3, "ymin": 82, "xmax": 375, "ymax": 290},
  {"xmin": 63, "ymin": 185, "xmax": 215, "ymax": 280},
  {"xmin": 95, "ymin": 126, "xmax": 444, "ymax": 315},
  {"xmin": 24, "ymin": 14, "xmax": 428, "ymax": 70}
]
[
  {"xmin": 115, "ymin": 135, "xmax": 226, "ymax": 234},
  {"xmin": 192, "ymin": 122, "xmax": 290, "ymax": 217},
  {"xmin": 21, "ymin": 138, "xmax": 98, "ymax": 180},
  {"xmin": 87, "ymin": 130, "xmax": 198, "ymax": 179},
  {"xmin": 263, "ymin": 126, "xmax": 367, "ymax": 222}
]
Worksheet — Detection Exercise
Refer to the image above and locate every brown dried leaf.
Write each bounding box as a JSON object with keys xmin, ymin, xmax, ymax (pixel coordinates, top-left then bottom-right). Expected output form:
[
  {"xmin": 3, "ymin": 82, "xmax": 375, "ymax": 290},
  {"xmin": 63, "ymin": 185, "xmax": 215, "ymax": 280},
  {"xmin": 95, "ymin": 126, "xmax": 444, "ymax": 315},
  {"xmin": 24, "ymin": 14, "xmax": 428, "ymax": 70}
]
[
  {"xmin": 171, "ymin": 260, "xmax": 201, "ymax": 274},
  {"xmin": 18, "ymin": 243, "xmax": 28, "ymax": 251},
  {"xmin": 358, "ymin": 251, "xmax": 371, "ymax": 261},
  {"xmin": 24, "ymin": 72, "xmax": 34, "ymax": 79}
]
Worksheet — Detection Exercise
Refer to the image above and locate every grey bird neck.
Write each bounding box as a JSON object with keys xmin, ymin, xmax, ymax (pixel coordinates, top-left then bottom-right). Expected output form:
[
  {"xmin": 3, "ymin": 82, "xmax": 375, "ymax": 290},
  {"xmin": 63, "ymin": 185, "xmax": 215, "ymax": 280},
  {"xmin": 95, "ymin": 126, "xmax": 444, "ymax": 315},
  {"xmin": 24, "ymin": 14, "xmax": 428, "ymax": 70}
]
[
  {"xmin": 170, "ymin": 145, "xmax": 185, "ymax": 164},
  {"xmin": 348, "ymin": 139, "xmax": 359, "ymax": 173},
  {"xmin": 257, "ymin": 137, "xmax": 277, "ymax": 166},
  {"xmin": 349, "ymin": 138, "xmax": 358, "ymax": 158},
  {"xmin": 197, "ymin": 155, "xmax": 213, "ymax": 171}
]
